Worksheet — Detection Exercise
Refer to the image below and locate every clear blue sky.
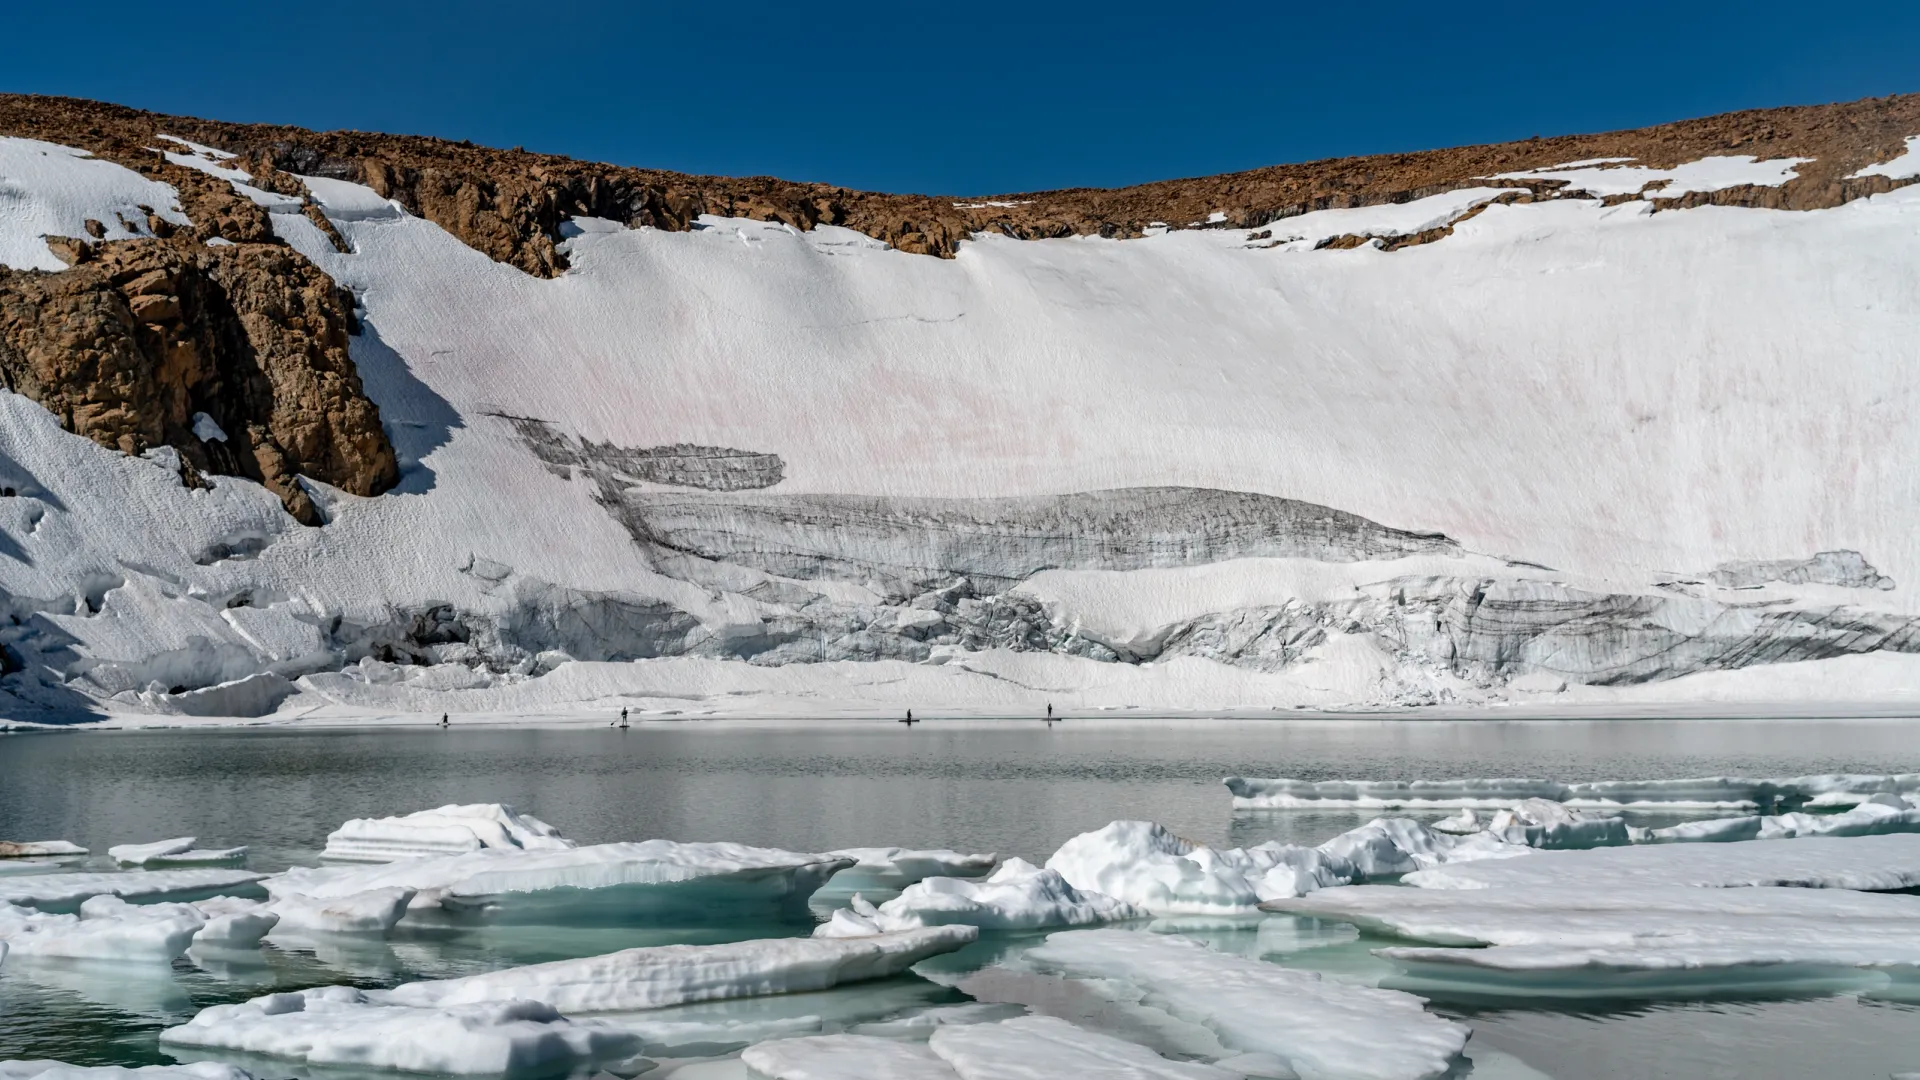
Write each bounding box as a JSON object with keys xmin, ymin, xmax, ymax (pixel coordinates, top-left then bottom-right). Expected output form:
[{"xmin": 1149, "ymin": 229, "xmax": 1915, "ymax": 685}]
[{"xmin": 4, "ymin": 1, "xmax": 1916, "ymax": 196}]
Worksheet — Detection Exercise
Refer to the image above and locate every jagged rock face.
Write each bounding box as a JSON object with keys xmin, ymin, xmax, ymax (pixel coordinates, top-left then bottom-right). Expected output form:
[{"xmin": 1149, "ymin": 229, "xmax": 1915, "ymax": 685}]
[
  {"xmin": 616, "ymin": 487, "xmax": 1460, "ymax": 599},
  {"xmin": 0, "ymin": 240, "xmax": 397, "ymax": 522},
  {"xmin": 3, "ymin": 93, "xmax": 1917, "ymax": 271}
]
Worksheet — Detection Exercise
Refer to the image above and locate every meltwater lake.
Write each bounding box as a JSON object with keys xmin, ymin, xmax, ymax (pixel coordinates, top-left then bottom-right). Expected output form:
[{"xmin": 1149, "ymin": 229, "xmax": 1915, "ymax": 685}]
[{"xmin": 5, "ymin": 716, "xmax": 1920, "ymax": 1079}]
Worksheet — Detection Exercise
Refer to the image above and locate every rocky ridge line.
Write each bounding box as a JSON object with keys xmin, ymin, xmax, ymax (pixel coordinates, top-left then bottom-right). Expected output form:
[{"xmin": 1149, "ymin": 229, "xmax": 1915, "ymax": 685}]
[{"xmin": 2, "ymin": 93, "xmax": 1917, "ymax": 273}]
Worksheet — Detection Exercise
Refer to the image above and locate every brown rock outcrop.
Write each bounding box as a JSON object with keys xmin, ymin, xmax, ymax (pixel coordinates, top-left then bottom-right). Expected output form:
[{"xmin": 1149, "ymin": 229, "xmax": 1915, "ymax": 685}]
[
  {"xmin": 3, "ymin": 92, "xmax": 1918, "ymax": 273},
  {"xmin": 0, "ymin": 239, "xmax": 397, "ymax": 523}
]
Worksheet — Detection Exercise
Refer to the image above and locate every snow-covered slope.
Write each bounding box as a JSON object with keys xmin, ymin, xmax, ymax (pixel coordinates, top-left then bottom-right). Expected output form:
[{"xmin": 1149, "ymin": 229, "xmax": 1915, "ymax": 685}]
[{"xmin": 4, "ymin": 111, "xmax": 1920, "ymax": 720}]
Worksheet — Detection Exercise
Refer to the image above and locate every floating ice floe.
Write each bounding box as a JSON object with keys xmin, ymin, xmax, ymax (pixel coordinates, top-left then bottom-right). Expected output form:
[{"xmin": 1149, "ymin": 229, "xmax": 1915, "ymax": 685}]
[
  {"xmin": 0, "ymin": 1062, "xmax": 253, "ymax": 1080},
  {"xmin": 1044, "ymin": 820, "xmax": 1521, "ymax": 914},
  {"xmin": 0, "ymin": 842, "xmax": 88, "ymax": 859},
  {"xmin": 815, "ymin": 858, "xmax": 1142, "ymax": 935},
  {"xmin": 268, "ymin": 887, "xmax": 416, "ymax": 935},
  {"xmin": 1273, "ymin": 883, "xmax": 1920, "ymax": 996},
  {"xmin": 1634, "ymin": 798, "xmax": 1920, "ymax": 844},
  {"xmin": 0, "ymin": 869, "xmax": 265, "ymax": 913},
  {"xmin": 109, "ymin": 838, "xmax": 249, "ymax": 867},
  {"xmin": 382, "ymin": 926, "xmax": 977, "ymax": 1012},
  {"xmin": 188, "ymin": 896, "xmax": 279, "ymax": 948},
  {"xmin": 1225, "ymin": 775, "xmax": 1920, "ymax": 811},
  {"xmin": 818, "ymin": 848, "xmax": 998, "ymax": 893},
  {"xmin": 743, "ymin": 1014, "xmax": 1241, "ymax": 1079},
  {"xmin": 0, "ymin": 896, "xmax": 205, "ymax": 962},
  {"xmin": 160, "ymin": 985, "xmax": 637, "ymax": 1077},
  {"xmin": 321, "ymin": 804, "xmax": 575, "ymax": 862},
  {"xmin": 1404, "ymin": 832, "xmax": 1920, "ymax": 891},
  {"xmin": 1024, "ymin": 929, "xmax": 1470, "ymax": 1080},
  {"xmin": 268, "ymin": 840, "xmax": 852, "ymax": 921}
]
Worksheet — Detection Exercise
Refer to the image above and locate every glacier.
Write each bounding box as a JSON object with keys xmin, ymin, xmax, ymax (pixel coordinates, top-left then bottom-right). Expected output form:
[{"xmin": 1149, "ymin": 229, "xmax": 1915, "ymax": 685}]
[{"xmin": 4, "ymin": 120, "xmax": 1920, "ymax": 718}]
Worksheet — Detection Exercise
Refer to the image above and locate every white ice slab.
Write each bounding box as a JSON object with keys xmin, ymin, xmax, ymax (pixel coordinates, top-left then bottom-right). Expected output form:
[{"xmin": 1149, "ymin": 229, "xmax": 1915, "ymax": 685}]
[
  {"xmin": 321, "ymin": 803, "xmax": 574, "ymax": 862},
  {"xmin": 0, "ymin": 842, "xmax": 88, "ymax": 859},
  {"xmin": 743, "ymin": 1032, "xmax": 957, "ymax": 1079},
  {"xmin": 188, "ymin": 896, "xmax": 279, "ymax": 948},
  {"xmin": 0, "ymin": 870, "xmax": 265, "ymax": 913},
  {"xmin": 268, "ymin": 887, "xmax": 415, "ymax": 935},
  {"xmin": 818, "ymin": 858, "xmax": 1142, "ymax": 935},
  {"xmin": 1275, "ymin": 883, "xmax": 1920, "ymax": 992},
  {"xmin": 0, "ymin": 896, "xmax": 204, "ymax": 962},
  {"xmin": 109, "ymin": 838, "xmax": 248, "ymax": 867},
  {"xmin": 269, "ymin": 841, "xmax": 852, "ymax": 918},
  {"xmin": 383, "ymin": 926, "xmax": 977, "ymax": 1013},
  {"xmin": 0, "ymin": 1063, "xmax": 252, "ymax": 1080},
  {"xmin": 1024, "ymin": 929, "xmax": 1469, "ymax": 1080},
  {"xmin": 929, "ymin": 1015, "xmax": 1237, "ymax": 1079},
  {"xmin": 1045, "ymin": 822, "xmax": 1263, "ymax": 915},
  {"xmin": 820, "ymin": 848, "xmax": 997, "ymax": 892},
  {"xmin": 161, "ymin": 984, "xmax": 637, "ymax": 1076},
  {"xmin": 1637, "ymin": 800, "xmax": 1920, "ymax": 844},
  {"xmin": 1404, "ymin": 833, "xmax": 1920, "ymax": 891},
  {"xmin": 1226, "ymin": 775, "xmax": 1920, "ymax": 810}
]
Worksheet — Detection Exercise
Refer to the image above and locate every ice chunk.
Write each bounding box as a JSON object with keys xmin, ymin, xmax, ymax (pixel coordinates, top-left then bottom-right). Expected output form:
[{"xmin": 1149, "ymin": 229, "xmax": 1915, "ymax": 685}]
[
  {"xmin": 817, "ymin": 858, "xmax": 1143, "ymax": 934},
  {"xmin": 188, "ymin": 413, "xmax": 229, "ymax": 443},
  {"xmin": 929, "ymin": 1014, "xmax": 1238, "ymax": 1079},
  {"xmin": 1046, "ymin": 822, "xmax": 1262, "ymax": 915},
  {"xmin": 0, "ymin": 842, "xmax": 88, "ymax": 859},
  {"xmin": 1638, "ymin": 800, "xmax": 1920, "ymax": 844},
  {"xmin": 269, "ymin": 841, "xmax": 851, "ymax": 921},
  {"xmin": 383, "ymin": 926, "xmax": 977, "ymax": 1013},
  {"xmin": 0, "ymin": 1063, "xmax": 252, "ymax": 1080},
  {"xmin": 1404, "ymin": 833, "xmax": 1920, "ymax": 891},
  {"xmin": 1025, "ymin": 929, "xmax": 1469, "ymax": 1080},
  {"xmin": 268, "ymin": 887, "xmax": 416, "ymax": 935},
  {"xmin": 188, "ymin": 896, "xmax": 279, "ymax": 948},
  {"xmin": 321, "ymin": 803, "xmax": 575, "ymax": 862},
  {"xmin": 1226, "ymin": 775, "xmax": 1920, "ymax": 811},
  {"xmin": 0, "ymin": 869, "xmax": 265, "ymax": 913},
  {"xmin": 1479, "ymin": 800, "xmax": 1631, "ymax": 850},
  {"xmin": 1274, "ymin": 883, "xmax": 1920, "ymax": 995},
  {"xmin": 160, "ymin": 984, "xmax": 637, "ymax": 1076},
  {"xmin": 0, "ymin": 896, "xmax": 204, "ymax": 962},
  {"xmin": 109, "ymin": 838, "xmax": 248, "ymax": 866},
  {"xmin": 820, "ymin": 848, "xmax": 997, "ymax": 892},
  {"xmin": 742, "ymin": 1033, "xmax": 958, "ymax": 1079},
  {"xmin": 1315, "ymin": 818, "xmax": 1526, "ymax": 877}
]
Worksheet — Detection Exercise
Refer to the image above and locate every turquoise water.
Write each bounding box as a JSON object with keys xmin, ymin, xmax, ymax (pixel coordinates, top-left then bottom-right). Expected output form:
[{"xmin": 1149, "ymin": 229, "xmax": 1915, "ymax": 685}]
[{"xmin": 3, "ymin": 717, "xmax": 1920, "ymax": 1078}]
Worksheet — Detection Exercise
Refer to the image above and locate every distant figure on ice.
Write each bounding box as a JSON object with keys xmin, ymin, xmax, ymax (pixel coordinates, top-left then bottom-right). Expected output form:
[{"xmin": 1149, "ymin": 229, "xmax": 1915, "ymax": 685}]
[
  {"xmin": 901, "ymin": 709, "xmax": 915, "ymax": 726},
  {"xmin": 439, "ymin": 713, "xmax": 449, "ymax": 728},
  {"xmin": 1046, "ymin": 703, "xmax": 1053, "ymax": 721},
  {"xmin": 620, "ymin": 708, "xmax": 630, "ymax": 729}
]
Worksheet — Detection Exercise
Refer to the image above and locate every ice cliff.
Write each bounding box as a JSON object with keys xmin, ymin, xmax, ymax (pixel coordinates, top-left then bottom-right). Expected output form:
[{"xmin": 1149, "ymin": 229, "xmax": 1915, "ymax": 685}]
[{"xmin": 3, "ymin": 94, "xmax": 1920, "ymax": 719}]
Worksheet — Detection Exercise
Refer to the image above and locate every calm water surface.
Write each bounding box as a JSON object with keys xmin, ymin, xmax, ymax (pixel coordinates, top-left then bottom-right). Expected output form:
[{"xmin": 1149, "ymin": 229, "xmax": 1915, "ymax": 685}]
[{"xmin": 2, "ymin": 716, "xmax": 1918, "ymax": 1078}]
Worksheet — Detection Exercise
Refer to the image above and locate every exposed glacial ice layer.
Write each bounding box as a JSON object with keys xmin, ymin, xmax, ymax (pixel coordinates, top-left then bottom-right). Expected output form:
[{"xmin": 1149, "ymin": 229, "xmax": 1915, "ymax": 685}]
[
  {"xmin": 266, "ymin": 841, "xmax": 852, "ymax": 921},
  {"xmin": 1403, "ymin": 833, "xmax": 1920, "ymax": 891},
  {"xmin": 1025, "ymin": 929, "xmax": 1471, "ymax": 1080},
  {"xmin": 0, "ymin": 1063, "xmax": 252, "ymax": 1080},
  {"xmin": 0, "ymin": 896, "xmax": 206, "ymax": 962},
  {"xmin": 0, "ymin": 842, "xmax": 87, "ymax": 859},
  {"xmin": 814, "ymin": 859, "xmax": 1143, "ymax": 935},
  {"xmin": 108, "ymin": 838, "xmax": 248, "ymax": 866},
  {"xmin": 1273, "ymin": 883, "xmax": 1920, "ymax": 997},
  {"xmin": 320, "ymin": 804, "xmax": 574, "ymax": 862},
  {"xmin": 160, "ymin": 985, "xmax": 638, "ymax": 1077},
  {"xmin": 0, "ymin": 869, "xmax": 265, "ymax": 913},
  {"xmin": 619, "ymin": 487, "xmax": 1458, "ymax": 599},
  {"xmin": 380, "ymin": 927, "xmax": 978, "ymax": 1012},
  {"xmin": 1226, "ymin": 775, "xmax": 1920, "ymax": 811}
]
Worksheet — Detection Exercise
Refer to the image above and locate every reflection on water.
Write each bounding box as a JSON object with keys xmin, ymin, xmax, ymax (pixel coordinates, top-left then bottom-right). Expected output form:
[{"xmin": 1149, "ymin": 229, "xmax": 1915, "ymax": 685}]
[{"xmin": 3, "ymin": 717, "xmax": 1920, "ymax": 1076}]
